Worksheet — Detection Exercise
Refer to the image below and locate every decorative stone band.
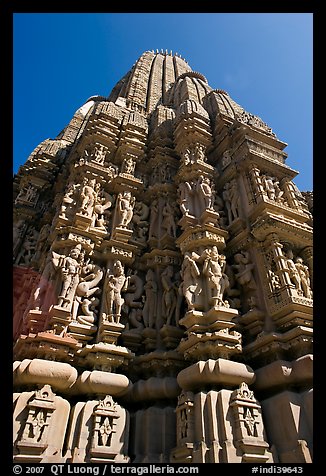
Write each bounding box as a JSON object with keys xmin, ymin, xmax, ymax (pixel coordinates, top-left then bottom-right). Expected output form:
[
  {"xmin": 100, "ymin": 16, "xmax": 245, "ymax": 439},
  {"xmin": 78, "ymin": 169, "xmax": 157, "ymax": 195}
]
[
  {"xmin": 122, "ymin": 377, "xmax": 180, "ymax": 402},
  {"xmin": 68, "ymin": 370, "xmax": 131, "ymax": 397},
  {"xmin": 253, "ymin": 354, "xmax": 313, "ymax": 393},
  {"xmin": 177, "ymin": 358, "xmax": 255, "ymax": 391},
  {"xmin": 13, "ymin": 359, "xmax": 78, "ymax": 391}
]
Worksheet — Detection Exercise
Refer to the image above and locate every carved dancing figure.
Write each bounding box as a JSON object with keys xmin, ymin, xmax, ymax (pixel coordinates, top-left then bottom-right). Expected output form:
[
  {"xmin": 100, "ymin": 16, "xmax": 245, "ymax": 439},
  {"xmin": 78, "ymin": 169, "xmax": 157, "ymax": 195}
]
[
  {"xmin": 178, "ymin": 181, "xmax": 193, "ymax": 217},
  {"xmin": 232, "ymin": 251, "xmax": 257, "ymax": 290},
  {"xmin": 148, "ymin": 199, "xmax": 159, "ymax": 239},
  {"xmin": 93, "ymin": 187, "xmax": 114, "ymax": 230},
  {"xmin": 161, "ymin": 200, "xmax": 177, "ymax": 238},
  {"xmin": 72, "ymin": 263, "xmax": 104, "ymax": 324},
  {"xmin": 180, "ymin": 252, "xmax": 200, "ymax": 311},
  {"xmin": 142, "ymin": 269, "xmax": 158, "ymax": 328},
  {"xmin": 103, "ymin": 260, "xmax": 127, "ymax": 323},
  {"xmin": 54, "ymin": 244, "xmax": 84, "ymax": 309},
  {"xmin": 261, "ymin": 175, "xmax": 284, "ymax": 202},
  {"xmin": 122, "ymin": 156, "xmax": 135, "ymax": 174},
  {"xmin": 223, "ymin": 179, "xmax": 240, "ymax": 224},
  {"xmin": 196, "ymin": 176, "xmax": 214, "ymax": 214},
  {"xmin": 93, "ymin": 144, "xmax": 107, "ymax": 164},
  {"xmin": 79, "ymin": 178, "xmax": 97, "ymax": 217},
  {"xmin": 161, "ymin": 266, "xmax": 178, "ymax": 326},
  {"xmin": 295, "ymin": 257, "xmax": 312, "ymax": 298},
  {"xmin": 114, "ymin": 191, "xmax": 135, "ymax": 228},
  {"xmin": 285, "ymin": 249, "xmax": 302, "ymax": 294},
  {"xmin": 202, "ymin": 246, "xmax": 230, "ymax": 307},
  {"xmin": 194, "ymin": 143, "xmax": 206, "ymax": 162}
]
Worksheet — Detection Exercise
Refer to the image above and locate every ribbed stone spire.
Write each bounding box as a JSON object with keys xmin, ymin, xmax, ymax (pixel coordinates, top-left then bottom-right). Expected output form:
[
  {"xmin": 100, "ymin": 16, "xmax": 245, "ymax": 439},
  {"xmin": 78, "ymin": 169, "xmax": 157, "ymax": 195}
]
[{"xmin": 108, "ymin": 50, "xmax": 193, "ymax": 113}]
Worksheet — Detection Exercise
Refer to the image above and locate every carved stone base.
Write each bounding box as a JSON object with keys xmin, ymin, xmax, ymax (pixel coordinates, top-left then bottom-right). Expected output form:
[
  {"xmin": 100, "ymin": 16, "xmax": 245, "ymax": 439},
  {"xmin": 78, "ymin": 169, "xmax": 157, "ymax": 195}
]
[
  {"xmin": 179, "ymin": 306, "xmax": 239, "ymax": 332},
  {"xmin": 235, "ymin": 308, "xmax": 264, "ymax": 340},
  {"xmin": 200, "ymin": 209, "xmax": 220, "ymax": 226},
  {"xmin": 178, "ymin": 307, "xmax": 241, "ymax": 360},
  {"xmin": 160, "ymin": 233, "xmax": 177, "ymax": 250},
  {"xmin": 48, "ymin": 305, "xmax": 72, "ymax": 335},
  {"xmin": 13, "ymin": 331, "xmax": 80, "ymax": 363},
  {"xmin": 120, "ymin": 330, "xmax": 143, "ymax": 353},
  {"xmin": 142, "ymin": 328, "xmax": 157, "ymax": 351},
  {"xmin": 98, "ymin": 320, "xmax": 125, "ymax": 345},
  {"xmin": 243, "ymin": 326, "xmax": 313, "ymax": 366},
  {"xmin": 178, "ymin": 214, "xmax": 198, "ymax": 231},
  {"xmin": 77, "ymin": 342, "xmax": 134, "ymax": 372},
  {"xmin": 24, "ymin": 309, "xmax": 48, "ymax": 334},
  {"xmin": 74, "ymin": 213, "xmax": 93, "ymax": 230},
  {"xmin": 111, "ymin": 226, "xmax": 133, "ymax": 243},
  {"xmin": 68, "ymin": 320, "xmax": 98, "ymax": 343},
  {"xmin": 160, "ymin": 325, "xmax": 184, "ymax": 349},
  {"xmin": 178, "ymin": 328, "xmax": 242, "ymax": 360}
]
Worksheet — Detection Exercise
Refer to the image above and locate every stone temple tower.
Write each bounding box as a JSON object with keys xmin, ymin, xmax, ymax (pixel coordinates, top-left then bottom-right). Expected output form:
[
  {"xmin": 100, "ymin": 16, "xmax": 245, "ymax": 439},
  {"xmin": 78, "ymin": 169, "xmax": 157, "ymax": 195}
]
[{"xmin": 13, "ymin": 50, "xmax": 313, "ymax": 464}]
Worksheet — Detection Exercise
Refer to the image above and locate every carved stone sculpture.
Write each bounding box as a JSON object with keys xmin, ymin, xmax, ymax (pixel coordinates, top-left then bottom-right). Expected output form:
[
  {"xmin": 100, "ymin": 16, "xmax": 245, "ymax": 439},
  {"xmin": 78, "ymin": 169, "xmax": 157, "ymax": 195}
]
[
  {"xmin": 13, "ymin": 49, "xmax": 313, "ymax": 465},
  {"xmin": 223, "ymin": 179, "xmax": 240, "ymax": 224},
  {"xmin": 180, "ymin": 252, "xmax": 201, "ymax": 311},
  {"xmin": 53, "ymin": 244, "xmax": 84, "ymax": 310},
  {"xmin": 201, "ymin": 246, "xmax": 230, "ymax": 308},
  {"xmin": 114, "ymin": 192, "xmax": 135, "ymax": 228},
  {"xmin": 102, "ymin": 260, "xmax": 128, "ymax": 323}
]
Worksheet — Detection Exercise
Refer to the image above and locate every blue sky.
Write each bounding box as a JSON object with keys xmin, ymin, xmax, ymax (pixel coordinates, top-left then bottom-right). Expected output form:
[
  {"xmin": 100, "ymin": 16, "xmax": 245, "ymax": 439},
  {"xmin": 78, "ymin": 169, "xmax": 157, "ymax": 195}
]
[{"xmin": 13, "ymin": 13, "xmax": 313, "ymax": 191}]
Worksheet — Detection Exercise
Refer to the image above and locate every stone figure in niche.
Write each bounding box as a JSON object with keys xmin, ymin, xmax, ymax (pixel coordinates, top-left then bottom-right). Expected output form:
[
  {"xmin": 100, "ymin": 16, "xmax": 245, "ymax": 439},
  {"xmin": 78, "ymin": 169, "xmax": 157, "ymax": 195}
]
[
  {"xmin": 93, "ymin": 186, "xmax": 114, "ymax": 230},
  {"xmin": 295, "ymin": 257, "xmax": 313, "ymax": 298},
  {"xmin": 72, "ymin": 263, "xmax": 104, "ymax": 325},
  {"xmin": 213, "ymin": 195, "xmax": 227, "ymax": 228},
  {"xmin": 15, "ymin": 184, "xmax": 38, "ymax": 204},
  {"xmin": 32, "ymin": 255, "xmax": 57, "ymax": 311},
  {"xmin": 13, "ymin": 219, "xmax": 26, "ymax": 249},
  {"xmin": 160, "ymin": 163, "xmax": 172, "ymax": 183},
  {"xmin": 151, "ymin": 166, "xmax": 160, "ymax": 185},
  {"xmin": 93, "ymin": 144, "xmax": 107, "ymax": 165},
  {"xmin": 261, "ymin": 175, "xmax": 284, "ymax": 202},
  {"xmin": 180, "ymin": 252, "xmax": 201, "ymax": 311},
  {"xmin": 161, "ymin": 200, "xmax": 178, "ymax": 238},
  {"xmin": 174, "ymin": 271, "xmax": 184, "ymax": 326},
  {"xmin": 201, "ymin": 246, "xmax": 230, "ymax": 307},
  {"xmin": 284, "ymin": 249, "xmax": 302, "ymax": 294},
  {"xmin": 114, "ymin": 191, "xmax": 135, "ymax": 228},
  {"xmin": 53, "ymin": 244, "xmax": 84, "ymax": 309},
  {"xmin": 124, "ymin": 270, "xmax": 145, "ymax": 332},
  {"xmin": 232, "ymin": 251, "xmax": 257, "ymax": 291},
  {"xmin": 79, "ymin": 178, "xmax": 97, "ymax": 217},
  {"xmin": 223, "ymin": 179, "xmax": 240, "ymax": 224},
  {"xmin": 16, "ymin": 228, "xmax": 39, "ymax": 266},
  {"xmin": 181, "ymin": 148, "xmax": 193, "ymax": 166},
  {"xmin": 122, "ymin": 156, "xmax": 135, "ymax": 175},
  {"xmin": 59, "ymin": 183, "xmax": 77, "ymax": 219},
  {"xmin": 161, "ymin": 266, "xmax": 178, "ymax": 326},
  {"xmin": 224, "ymin": 263, "xmax": 241, "ymax": 309},
  {"xmin": 221, "ymin": 150, "xmax": 232, "ymax": 169},
  {"xmin": 178, "ymin": 181, "xmax": 193, "ymax": 217},
  {"xmin": 103, "ymin": 260, "xmax": 128, "ymax": 323},
  {"xmin": 142, "ymin": 269, "xmax": 158, "ymax": 328},
  {"xmin": 194, "ymin": 143, "xmax": 206, "ymax": 162},
  {"xmin": 33, "ymin": 223, "xmax": 51, "ymax": 263},
  {"xmin": 196, "ymin": 176, "xmax": 215, "ymax": 213},
  {"xmin": 148, "ymin": 199, "xmax": 159, "ymax": 239},
  {"xmin": 268, "ymin": 269, "xmax": 281, "ymax": 291},
  {"xmin": 132, "ymin": 201, "xmax": 149, "ymax": 242}
]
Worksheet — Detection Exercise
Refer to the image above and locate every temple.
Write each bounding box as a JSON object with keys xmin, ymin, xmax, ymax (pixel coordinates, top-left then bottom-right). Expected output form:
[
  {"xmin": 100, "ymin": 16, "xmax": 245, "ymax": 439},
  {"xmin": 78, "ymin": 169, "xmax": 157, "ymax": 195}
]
[{"xmin": 13, "ymin": 50, "xmax": 313, "ymax": 464}]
